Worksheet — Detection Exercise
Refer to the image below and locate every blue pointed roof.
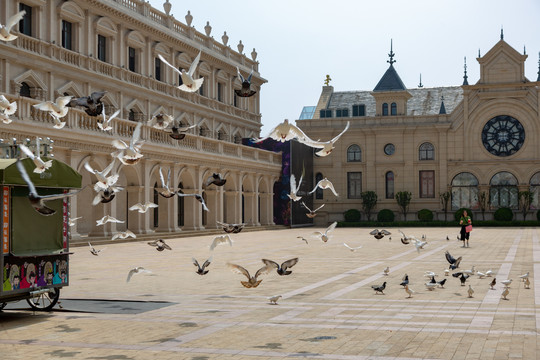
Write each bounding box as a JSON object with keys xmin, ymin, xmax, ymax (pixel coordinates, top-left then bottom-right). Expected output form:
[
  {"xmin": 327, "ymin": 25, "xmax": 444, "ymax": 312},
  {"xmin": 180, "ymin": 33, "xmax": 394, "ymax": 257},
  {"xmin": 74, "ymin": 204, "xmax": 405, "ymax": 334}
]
[{"xmin": 373, "ymin": 64, "xmax": 407, "ymax": 91}]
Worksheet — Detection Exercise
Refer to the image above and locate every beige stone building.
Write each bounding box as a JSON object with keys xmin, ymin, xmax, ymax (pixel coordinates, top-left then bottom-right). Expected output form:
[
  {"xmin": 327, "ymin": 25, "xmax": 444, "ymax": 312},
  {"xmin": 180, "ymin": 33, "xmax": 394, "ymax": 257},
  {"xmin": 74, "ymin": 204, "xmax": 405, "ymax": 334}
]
[
  {"xmin": 0, "ymin": 0, "xmax": 282, "ymax": 238},
  {"xmin": 297, "ymin": 37, "xmax": 540, "ymax": 224}
]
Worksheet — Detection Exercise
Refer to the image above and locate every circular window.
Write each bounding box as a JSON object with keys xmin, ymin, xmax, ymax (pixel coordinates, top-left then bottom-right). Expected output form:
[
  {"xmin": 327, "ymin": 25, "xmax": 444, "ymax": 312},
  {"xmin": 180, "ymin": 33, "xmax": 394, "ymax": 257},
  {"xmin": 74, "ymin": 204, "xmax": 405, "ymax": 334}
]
[
  {"xmin": 384, "ymin": 143, "xmax": 395, "ymax": 156},
  {"xmin": 481, "ymin": 115, "xmax": 524, "ymax": 157}
]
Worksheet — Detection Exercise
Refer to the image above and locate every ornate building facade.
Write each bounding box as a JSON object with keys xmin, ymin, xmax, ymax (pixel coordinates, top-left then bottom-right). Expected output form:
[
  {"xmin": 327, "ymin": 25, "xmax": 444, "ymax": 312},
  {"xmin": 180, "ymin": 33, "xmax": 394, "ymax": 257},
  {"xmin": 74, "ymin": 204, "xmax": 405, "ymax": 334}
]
[
  {"xmin": 0, "ymin": 0, "xmax": 282, "ymax": 238},
  {"xmin": 297, "ymin": 37, "xmax": 540, "ymax": 224}
]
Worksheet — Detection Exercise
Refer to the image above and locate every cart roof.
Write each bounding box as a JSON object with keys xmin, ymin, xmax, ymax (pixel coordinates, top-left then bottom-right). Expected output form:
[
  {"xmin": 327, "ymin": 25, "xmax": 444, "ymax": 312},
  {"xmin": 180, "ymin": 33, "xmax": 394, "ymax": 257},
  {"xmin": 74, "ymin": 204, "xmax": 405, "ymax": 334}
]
[{"xmin": 0, "ymin": 158, "xmax": 82, "ymax": 188}]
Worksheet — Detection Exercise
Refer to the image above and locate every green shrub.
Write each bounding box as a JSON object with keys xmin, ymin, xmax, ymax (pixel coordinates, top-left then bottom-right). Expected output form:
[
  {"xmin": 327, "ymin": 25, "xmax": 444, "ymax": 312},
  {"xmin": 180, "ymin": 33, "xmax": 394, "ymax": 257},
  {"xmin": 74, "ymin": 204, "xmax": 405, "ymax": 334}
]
[
  {"xmin": 377, "ymin": 209, "xmax": 395, "ymax": 222},
  {"xmin": 344, "ymin": 209, "xmax": 361, "ymax": 222},
  {"xmin": 417, "ymin": 209, "xmax": 434, "ymax": 221},
  {"xmin": 454, "ymin": 208, "xmax": 473, "ymax": 222},
  {"xmin": 537, "ymin": 209, "xmax": 540, "ymax": 221},
  {"xmin": 494, "ymin": 207, "xmax": 513, "ymax": 221}
]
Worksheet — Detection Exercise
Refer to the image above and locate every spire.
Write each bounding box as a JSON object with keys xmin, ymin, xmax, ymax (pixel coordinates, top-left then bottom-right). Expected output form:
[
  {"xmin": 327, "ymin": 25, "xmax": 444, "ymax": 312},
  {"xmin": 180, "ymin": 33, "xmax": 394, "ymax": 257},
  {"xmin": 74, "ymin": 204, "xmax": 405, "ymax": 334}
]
[
  {"xmin": 463, "ymin": 57, "xmax": 469, "ymax": 85},
  {"xmin": 537, "ymin": 52, "xmax": 540, "ymax": 81},
  {"xmin": 478, "ymin": 49, "xmax": 481, "ymax": 58},
  {"xmin": 524, "ymin": 45, "xmax": 526, "ymax": 55},
  {"xmin": 387, "ymin": 39, "xmax": 396, "ymax": 65},
  {"xmin": 418, "ymin": 73, "xmax": 423, "ymax": 88},
  {"xmin": 439, "ymin": 95, "xmax": 446, "ymax": 115},
  {"xmin": 500, "ymin": 26, "xmax": 504, "ymax": 40}
]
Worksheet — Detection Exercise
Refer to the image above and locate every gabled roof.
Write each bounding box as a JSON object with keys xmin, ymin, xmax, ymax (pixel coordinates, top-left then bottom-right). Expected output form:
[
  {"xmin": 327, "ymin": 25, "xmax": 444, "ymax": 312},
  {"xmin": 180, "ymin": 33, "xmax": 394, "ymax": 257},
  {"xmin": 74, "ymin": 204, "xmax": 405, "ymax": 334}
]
[{"xmin": 373, "ymin": 65, "xmax": 407, "ymax": 91}]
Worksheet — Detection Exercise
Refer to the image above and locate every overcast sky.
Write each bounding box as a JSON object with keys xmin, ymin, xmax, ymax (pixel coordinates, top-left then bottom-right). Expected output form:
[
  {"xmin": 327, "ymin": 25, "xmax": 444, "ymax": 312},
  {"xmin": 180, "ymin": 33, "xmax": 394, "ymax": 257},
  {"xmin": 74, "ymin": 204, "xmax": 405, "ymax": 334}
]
[{"xmin": 148, "ymin": 0, "xmax": 540, "ymax": 133}]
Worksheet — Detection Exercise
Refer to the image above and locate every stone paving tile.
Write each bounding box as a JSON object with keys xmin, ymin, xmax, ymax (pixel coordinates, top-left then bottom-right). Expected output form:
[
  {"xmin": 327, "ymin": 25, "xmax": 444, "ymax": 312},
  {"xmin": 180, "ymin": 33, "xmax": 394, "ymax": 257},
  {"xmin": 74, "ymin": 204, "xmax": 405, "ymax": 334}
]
[{"xmin": 1, "ymin": 227, "xmax": 540, "ymax": 359}]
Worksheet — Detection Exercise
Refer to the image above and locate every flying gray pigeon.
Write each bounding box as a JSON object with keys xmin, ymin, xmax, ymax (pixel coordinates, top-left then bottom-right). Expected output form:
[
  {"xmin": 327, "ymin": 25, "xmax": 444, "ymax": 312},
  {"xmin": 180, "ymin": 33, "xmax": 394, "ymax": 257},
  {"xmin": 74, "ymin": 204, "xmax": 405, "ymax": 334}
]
[
  {"xmin": 235, "ymin": 67, "xmax": 257, "ymax": 97},
  {"xmin": 68, "ymin": 91, "xmax": 106, "ymax": 117}
]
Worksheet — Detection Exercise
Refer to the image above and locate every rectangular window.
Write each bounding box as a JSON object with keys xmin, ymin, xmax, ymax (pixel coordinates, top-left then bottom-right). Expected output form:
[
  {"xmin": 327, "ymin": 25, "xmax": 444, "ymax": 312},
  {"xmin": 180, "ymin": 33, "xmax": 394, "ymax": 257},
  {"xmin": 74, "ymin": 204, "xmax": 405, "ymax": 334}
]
[
  {"xmin": 319, "ymin": 109, "xmax": 332, "ymax": 118},
  {"xmin": 19, "ymin": 4, "xmax": 32, "ymax": 36},
  {"xmin": 128, "ymin": 47, "xmax": 136, "ymax": 72},
  {"xmin": 420, "ymin": 170, "xmax": 435, "ymax": 198},
  {"xmin": 97, "ymin": 35, "xmax": 107, "ymax": 62},
  {"xmin": 347, "ymin": 172, "xmax": 362, "ymax": 199},
  {"xmin": 336, "ymin": 108, "xmax": 349, "ymax": 117},
  {"xmin": 233, "ymin": 93, "xmax": 238, "ymax": 107},
  {"xmin": 155, "ymin": 57, "xmax": 162, "ymax": 81},
  {"xmin": 199, "ymin": 80, "xmax": 205, "ymax": 96},
  {"xmin": 217, "ymin": 83, "xmax": 223, "ymax": 102},
  {"xmin": 352, "ymin": 104, "xmax": 365, "ymax": 116},
  {"xmin": 61, "ymin": 20, "xmax": 72, "ymax": 50}
]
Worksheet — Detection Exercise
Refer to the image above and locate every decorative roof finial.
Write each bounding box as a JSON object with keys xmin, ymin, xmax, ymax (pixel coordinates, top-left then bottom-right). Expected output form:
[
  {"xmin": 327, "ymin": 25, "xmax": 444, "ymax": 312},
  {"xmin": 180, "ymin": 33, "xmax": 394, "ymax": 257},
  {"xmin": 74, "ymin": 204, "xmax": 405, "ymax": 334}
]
[
  {"xmin": 478, "ymin": 48, "xmax": 481, "ymax": 58},
  {"xmin": 418, "ymin": 73, "xmax": 423, "ymax": 88},
  {"xmin": 463, "ymin": 56, "xmax": 469, "ymax": 86},
  {"xmin": 537, "ymin": 52, "xmax": 540, "ymax": 81},
  {"xmin": 324, "ymin": 74, "xmax": 332, "ymax": 86},
  {"xmin": 500, "ymin": 26, "xmax": 504, "ymax": 40},
  {"xmin": 439, "ymin": 95, "xmax": 446, "ymax": 115},
  {"xmin": 387, "ymin": 39, "xmax": 396, "ymax": 65},
  {"xmin": 523, "ymin": 45, "xmax": 526, "ymax": 55},
  {"xmin": 163, "ymin": 0, "xmax": 171, "ymax": 16}
]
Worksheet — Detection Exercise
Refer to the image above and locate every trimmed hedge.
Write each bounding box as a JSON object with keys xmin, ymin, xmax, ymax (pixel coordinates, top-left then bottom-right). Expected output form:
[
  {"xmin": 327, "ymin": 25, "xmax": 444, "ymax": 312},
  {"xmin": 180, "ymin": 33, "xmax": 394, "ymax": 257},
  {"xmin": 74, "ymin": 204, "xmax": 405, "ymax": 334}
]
[
  {"xmin": 537, "ymin": 209, "xmax": 540, "ymax": 221},
  {"xmin": 417, "ymin": 209, "xmax": 434, "ymax": 221},
  {"xmin": 454, "ymin": 208, "xmax": 473, "ymax": 222},
  {"xmin": 377, "ymin": 209, "xmax": 395, "ymax": 222},
  {"xmin": 337, "ymin": 220, "xmax": 540, "ymax": 228},
  {"xmin": 344, "ymin": 209, "xmax": 361, "ymax": 222},
  {"xmin": 494, "ymin": 207, "xmax": 513, "ymax": 221}
]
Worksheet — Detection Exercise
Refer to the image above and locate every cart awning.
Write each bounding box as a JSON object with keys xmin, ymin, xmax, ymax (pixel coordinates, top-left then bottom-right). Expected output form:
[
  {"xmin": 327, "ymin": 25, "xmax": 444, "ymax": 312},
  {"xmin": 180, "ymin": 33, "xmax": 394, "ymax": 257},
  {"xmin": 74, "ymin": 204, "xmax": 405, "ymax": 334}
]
[{"xmin": 0, "ymin": 158, "xmax": 82, "ymax": 189}]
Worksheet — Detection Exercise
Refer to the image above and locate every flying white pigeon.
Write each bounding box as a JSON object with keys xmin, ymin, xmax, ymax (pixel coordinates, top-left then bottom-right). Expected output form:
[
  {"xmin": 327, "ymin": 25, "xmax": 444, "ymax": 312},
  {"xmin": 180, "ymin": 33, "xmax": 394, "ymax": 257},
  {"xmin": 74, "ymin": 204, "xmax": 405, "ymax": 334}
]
[
  {"xmin": 302, "ymin": 121, "xmax": 350, "ymax": 157},
  {"xmin": 158, "ymin": 52, "xmax": 204, "ymax": 92},
  {"xmin": 84, "ymin": 159, "xmax": 119, "ymax": 192},
  {"xmin": 158, "ymin": 167, "xmax": 176, "ymax": 198},
  {"xmin": 129, "ymin": 201, "xmax": 158, "ymax": 213},
  {"xmin": 0, "ymin": 95, "xmax": 17, "ymax": 115},
  {"xmin": 19, "ymin": 140, "xmax": 52, "ymax": 174},
  {"xmin": 301, "ymin": 201, "xmax": 325, "ymax": 218},
  {"xmin": 343, "ymin": 243, "xmax": 362, "ymax": 252},
  {"xmin": 96, "ymin": 215, "xmax": 124, "ymax": 226},
  {"xmin": 88, "ymin": 242, "xmax": 105, "ymax": 256},
  {"xmin": 111, "ymin": 121, "xmax": 144, "ymax": 165},
  {"xmin": 112, "ymin": 230, "xmax": 136, "ymax": 241},
  {"xmin": 148, "ymin": 113, "xmax": 173, "ymax": 130},
  {"xmin": 287, "ymin": 173, "xmax": 303, "ymax": 202},
  {"xmin": 126, "ymin": 267, "xmax": 152, "ymax": 282},
  {"xmin": 69, "ymin": 217, "xmax": 82, "ymax": 227},
  {"xmin": 33, "ymin": 96, "xmax": 72, "ymax": 128},
  {"xmin": 309, "ymin": 178, "xmax": 338, "ymax": 197},
  {"xmin": 254, "ymin": 119, "xmax": 313, "ymax": 143},
  {"xmin": 0, "ymin": 10, "xmax": 26, "ymax": 42},
  {"xmin": 98, "ymin": 107, "xmax": 120, "ymax": 131},
  {"xmin": 312, "ymin": 221, "xmax": 337, "ymax": 243},
  {"xmin": 209, "ymin": 234, "xmax": 233, "ymax": 251}
]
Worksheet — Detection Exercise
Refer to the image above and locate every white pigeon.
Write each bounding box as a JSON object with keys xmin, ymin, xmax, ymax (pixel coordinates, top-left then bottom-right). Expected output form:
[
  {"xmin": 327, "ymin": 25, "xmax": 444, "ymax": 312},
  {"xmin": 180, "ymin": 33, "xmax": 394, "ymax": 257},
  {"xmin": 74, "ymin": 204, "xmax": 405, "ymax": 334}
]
[
  {"xmin": 33, "ymin": 96, "xmax": 72, "ymax": 127},
  {"xmin": 129, "ymin": 201, "xmax": 158, "ymax": 213},
  {"xmin": 444, "ymin": 269, "xmax": 450, "ymax": 276},
  {"xmin": 158, "ymin": 52, "xmax": 204, "ymax": 92},
  {"xmin": 519, "ymin": 272, "xmax": 529, "ymax": 281},
  {"xmin": 254, "ymin": 119, "xmax": 314, "ymax": 143},
  {"xmin": 0, "ymin": 112, "xmax": 11, "ymax": 124},
  {"xmin": 424, "ymin": 271, "xmax": 438, "ymax": 278},
  {"xmin": 19, "ymin": 140, "xmax": 52, "ymax": 174},
  {"xmin": 462, "ymin": 266, "xmax": 476, "ymax": 275},
  {"xmin": 0, "ymin": 10, "xmax": 26, "ymax": 42},
  {"xmin": 111, "ymin": 122, "xmax": 144, "ymax": 165},
  {"xmin": 501, "ymin": 279, "xmax": 513, "ymax": 287},
  {"xmin": 268, "ymin": 295, "xmax": 282, "ymax": 305},
  {"xmin": 468, "ymin": 285, "xmax": 474, "ymax": 298},
  {"xmin": 88, "ymin": 242, "xmax": 105, "ymax": 256},
  {"xmin": 309, "ymin": 178, "xmax": 338, "ymax": 197},
  {"xmin": 425, "ymin": 282, "xmax": 437, "ymax": 291},
  {"xmin": 404, "ymin": 285, "xmax": 415, "ymax": 298},
  {"xmin": 0, "ymin": 95, "xmax": 17, "ymax": 115},
  {"xmin": 383, "ymin": 266, "xmax": 390, "ymax": 276},
  {"xmin": 84, "ymin": 160, "xmax": 119, "ymax": 192},
  {"xmin": 485, "ymin": 269, "xmax": 494, "ymax": 277},
  {"xmin": 158, "ymin": 167, "xmax": 176, "ymax": 198},
  {"xmin": 92, "ymin": 185, "xmax": 124, "ymax": 206},
  {"xmin": 312, "ymin": 221, "xmax": 337, "ymax": 243},
  {"xmin": 209, "ymin": 234, "xmax": 233, "ymax": 251},
  {"xmin": 301, "ymin": 201, "xmax": 325, "ymax": 218},
  {"xmin": 343, "ymin": 243, "xmax": 362, "ymax": 252},
  {"xmin": 476, "ymin": 271, "xmax": 486, "ymax": 279},
  {"xmin": 112, "ymin": 230, "xmax": 136, "ymax": 240},
  {"xmin": 69, "ymin": 217, "xmax": 82, "ymax": 227},
  {"xmin": 302, "ymin": 121, "xmax": 350, "ymax": 157},
  {"xmin": 96, "ymin": 215, "xmax": 124, "ymax": 226},
  {"xmin": 177, "ymin": 192, "xmax": 209, "ymax": 211},
  {"xmin": 148, "ymin": 113, "xmax": 173, "ymax": 130},
  {"xmin": 287, "ymin": 173, "xmax": 303, "ymax": 202},
  {"xmin": 98, "ymin": 106, "xmax": 120, "ymax": 131},
  {"xmin": 413, "ymin": 238, "xmax": 427, "ymax": 253},
  {"xmin": 126, "ymin": 267, "xmax": 152, "ymax": 282}
]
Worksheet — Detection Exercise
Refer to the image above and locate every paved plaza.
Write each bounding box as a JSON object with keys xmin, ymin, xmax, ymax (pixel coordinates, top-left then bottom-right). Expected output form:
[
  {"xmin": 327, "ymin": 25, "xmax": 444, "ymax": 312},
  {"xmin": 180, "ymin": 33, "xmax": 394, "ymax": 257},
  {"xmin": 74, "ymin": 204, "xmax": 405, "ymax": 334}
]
[{"xmin": 1, "ymin": 226, "xmax": 539, "ymax": 359}]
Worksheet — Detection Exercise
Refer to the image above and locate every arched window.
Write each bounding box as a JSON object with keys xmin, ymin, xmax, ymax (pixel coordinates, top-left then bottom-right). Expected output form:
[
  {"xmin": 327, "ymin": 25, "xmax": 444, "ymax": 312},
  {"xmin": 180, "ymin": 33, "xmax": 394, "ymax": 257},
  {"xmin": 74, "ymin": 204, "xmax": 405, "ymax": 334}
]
[
  {"xmin": 177, "ymin": 182, "xmax": 184, "ymax": 227},
  {"xmin": 382, "ymin": 103, "xmax": 389, "ymax": 116},
  {"xmin": 530, "ymin": 173, "xmax": 540, "ymax": 210},
  {"xmin": 490, "ymin": 172, "xmax": 518, "ymax": 209},
  {"xmin": 347, "ymin": 144, "xmax": 361, "ymax": 162},
  {"xmin": 20, "ymin": 82, "xmax": 31, "ymax": 98},
  {"xmin": 451, "ymin": 172, "xmax": 479, "ymax": 210},
  {"xmin": 153, "ymin": 182, "xmax": 159, "ymax": 228},
  {"xmin": 385, "ymin": 171, "xmax": 394, "ymax": 199},
  {"xmin": 391, "ymin": 102, "xmax": 397, "ymax": 115},
  {"xmin": 419, "ymin": 142, "xmax": 435, "ymax": 160},
  {"xmin": 315, "ymin": 173, "xmax": 323, "ymax": 199}
]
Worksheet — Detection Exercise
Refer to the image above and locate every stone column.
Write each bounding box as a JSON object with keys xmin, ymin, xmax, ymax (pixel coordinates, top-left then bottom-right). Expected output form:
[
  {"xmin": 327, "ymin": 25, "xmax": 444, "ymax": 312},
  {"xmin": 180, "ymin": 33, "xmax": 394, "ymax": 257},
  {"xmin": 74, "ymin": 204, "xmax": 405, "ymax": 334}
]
[
  {"xmin": 225, "ymin": 191, "xmax": 239, "ymax": 224},
  {"xmin": 181, "ymin": 189, "xmax": 198, "ymax": 230},
  {"xmin": 243, "ymin": 192, "xmax": 256, "ymax": 225},
  {"xmin": 204, "ymin": 189, "xmax": 218, "ymax": 228},
  {"xmin": 156, "ymin": 194, "xmax": 173, "ymax": 232}
]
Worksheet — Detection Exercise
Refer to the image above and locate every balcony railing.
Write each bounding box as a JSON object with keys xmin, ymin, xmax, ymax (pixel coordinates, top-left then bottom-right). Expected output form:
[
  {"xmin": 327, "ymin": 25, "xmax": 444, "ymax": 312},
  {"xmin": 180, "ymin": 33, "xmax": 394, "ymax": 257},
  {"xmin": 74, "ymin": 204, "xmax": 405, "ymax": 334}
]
[{"xmin": 4, "ymin": 95, "xmax": 281, "ymax": 166}]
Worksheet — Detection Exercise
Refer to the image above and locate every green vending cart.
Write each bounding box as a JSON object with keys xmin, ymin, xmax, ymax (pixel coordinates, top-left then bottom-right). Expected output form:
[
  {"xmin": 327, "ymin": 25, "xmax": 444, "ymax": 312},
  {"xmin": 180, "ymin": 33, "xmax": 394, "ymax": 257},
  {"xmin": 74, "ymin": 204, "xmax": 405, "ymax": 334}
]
[{"xmin": 0, "ymin": 157, "xmax": 82, "ymax": 311}]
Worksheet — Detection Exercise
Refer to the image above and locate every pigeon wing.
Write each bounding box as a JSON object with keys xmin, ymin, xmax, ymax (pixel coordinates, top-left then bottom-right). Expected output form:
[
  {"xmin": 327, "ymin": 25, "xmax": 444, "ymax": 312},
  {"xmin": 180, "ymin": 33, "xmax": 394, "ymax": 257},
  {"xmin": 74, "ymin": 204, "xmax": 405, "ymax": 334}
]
[
  {"xmin": 39, "ymin": 187, "xmax": 86, "ymax": 201},
  {"xmin": 325, "ymin": 221, "xmax": 338, "ymax": 235},
  {"xmin": 201, "ymin": 256, "xmax": 212, "ymax": 270},
  {"xmin": 188, "ymin": 51, "xmax": 202, "ymax": 77},
  {"xmin": 227, "ymin": 263, "xmax": 251, "ymax": 280},
  {"xmin": 445, "ymin": 251, "xmax": 455, "ymax": 264},
  {"xmin": 56, "ymin": 96, "xmax": 73, "ymax": 109},
  {"xmin": 236, "ymin": 67, "xmax": 245, "ymax": 83},
  {"xmin": 18, "ymin": 144, "xmax": 36, "ymax": 160},
  {"xmin": 261, "ymin": 259, "xmax": 279, "ymax": 270},
  {"xmin": 126, "ymin": 268, "xmax": 137, "ymax": 282},
  {"xmin": 281, "ymin": 258, "xmax": 299, "ymax": 271},
  {"xmin": 6, "ymin": 10, "xmax": 26, "ymax": 32},
  {"xmin": 290, "ymin": 174, "xmax": 297, "ymax": 193},
  {"xmin": 254, "ymin": 265, "xmax": 271, "ymax": 279},
  {"xmin": 90, "ymin": 91, "xmax": 106, "ymax": 104},
  {"xmin": 130, "ymin": 122, "xmax": 143, "ymax": 148},
  {"xmin": 300, "ymin": 201, "xmax": 311, "ymax": 212},
  {"xmin": 158, "ymin": 54, "xmax": 182, "ymax": 75},
  {"xmin": 16, "ymin": 160, "xmax": 38, "ymax": 197},
  {"xmin": 312, "ymin": 204, "xmax": 325, "ymax": 212},
  {"xmin": 331, "ymin": 121, "xmax": 350, "ymax": 143}
]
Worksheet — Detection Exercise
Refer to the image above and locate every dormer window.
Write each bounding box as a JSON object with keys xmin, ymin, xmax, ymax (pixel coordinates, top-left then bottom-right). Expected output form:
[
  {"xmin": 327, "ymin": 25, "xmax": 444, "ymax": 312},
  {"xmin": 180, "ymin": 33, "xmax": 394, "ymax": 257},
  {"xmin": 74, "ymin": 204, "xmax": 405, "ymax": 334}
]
[
  {"xmin": 352, "ymin": 105, "xmax": 365, "ymax": 117},
  {"xmin": 382, "ymin": 103, "xmax": 389, "ymax": 116},
  {"xmin": 319, "ymin": 109, "xmax": 332, "ymax": 118},
  {"xmin": 391, "ymin": 102, "xmax": 397, "ymax": 115},
  {"xmin": 336, "ymin": 108, "xmax": 349, "ymax": 117}
]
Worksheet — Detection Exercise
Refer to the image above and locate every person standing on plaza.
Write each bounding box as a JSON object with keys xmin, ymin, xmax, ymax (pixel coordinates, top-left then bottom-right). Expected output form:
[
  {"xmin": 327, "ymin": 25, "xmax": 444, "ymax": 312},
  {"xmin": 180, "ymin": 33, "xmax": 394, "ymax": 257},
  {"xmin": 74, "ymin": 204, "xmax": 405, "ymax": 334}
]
[{"xmin": 459, "ymin": 210, "xmax": 472, "ymax": 247}]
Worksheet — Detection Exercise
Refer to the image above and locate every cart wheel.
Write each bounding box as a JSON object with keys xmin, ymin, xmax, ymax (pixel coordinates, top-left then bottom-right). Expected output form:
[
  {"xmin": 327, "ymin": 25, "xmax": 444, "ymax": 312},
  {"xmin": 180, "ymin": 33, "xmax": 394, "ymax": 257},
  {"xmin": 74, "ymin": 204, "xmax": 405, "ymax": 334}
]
[{"xmin": 26, "ymin": 288, "xmax": 60, "ymax": 311}]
